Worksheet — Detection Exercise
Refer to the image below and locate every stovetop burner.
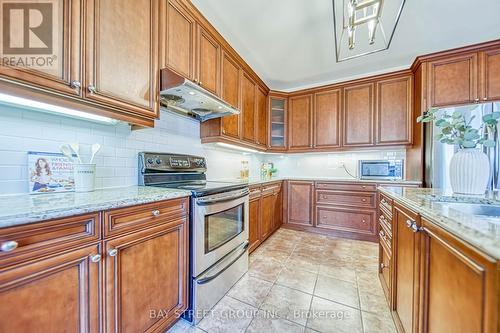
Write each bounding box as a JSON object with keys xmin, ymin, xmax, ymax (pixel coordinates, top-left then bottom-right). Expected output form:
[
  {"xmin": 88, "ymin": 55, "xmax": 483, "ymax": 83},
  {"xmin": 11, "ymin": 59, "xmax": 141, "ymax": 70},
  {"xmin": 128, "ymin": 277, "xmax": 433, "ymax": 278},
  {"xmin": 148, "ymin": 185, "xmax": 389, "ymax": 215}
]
[{"xmin": 138, "ymin": 152, "xmax": 248, "ymax": 197}]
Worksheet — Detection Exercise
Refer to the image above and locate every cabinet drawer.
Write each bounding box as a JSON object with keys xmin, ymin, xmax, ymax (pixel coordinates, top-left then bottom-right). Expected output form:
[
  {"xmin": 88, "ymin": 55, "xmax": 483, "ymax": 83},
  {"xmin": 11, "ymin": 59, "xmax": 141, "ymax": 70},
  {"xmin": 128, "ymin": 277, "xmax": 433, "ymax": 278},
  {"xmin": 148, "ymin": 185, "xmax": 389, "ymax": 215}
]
[
  {"xmin": 316, "ymin": 182, "xmax": 377, "ymax": 192},
  {"xmin": 262, "ymin": 183, "xmax": 281, "ymax": 195},
  {"xmin": 316, "ymin": 206, "xmax": 376, "ymax": 235},
  {"xmin": 249, "ymin": 186, "xmax": 262, "ymax": 199},
  {"xmin": 316, "ymin": 190, "xmax": 376, "ymax": 208},
  {"xmin": 379, "ymin": 193, "xmax": 393, "ymax": 217},
  {"xmin": 104, "ymin": 198, "xmax": 188, "ymax": 237},
  {"xmin": 0, "ymin": 214, "xmax": 100, "ymax": 266},
  {"xmin": 379, "ymin": 243, "xmax": 391, "ymax": 301},
  {"xmin": 379, "ymin": 227, "xmax": 391, "ymax": 253}
]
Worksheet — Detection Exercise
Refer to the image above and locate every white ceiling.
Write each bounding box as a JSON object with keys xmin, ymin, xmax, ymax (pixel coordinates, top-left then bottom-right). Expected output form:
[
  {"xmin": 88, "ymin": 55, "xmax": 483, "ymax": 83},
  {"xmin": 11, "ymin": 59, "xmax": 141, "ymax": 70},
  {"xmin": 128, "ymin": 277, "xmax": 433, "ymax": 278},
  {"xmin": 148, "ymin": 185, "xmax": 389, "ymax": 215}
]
[{"xmin": 191, "ymin": 0, "xmax": 500, "ymax": 91}]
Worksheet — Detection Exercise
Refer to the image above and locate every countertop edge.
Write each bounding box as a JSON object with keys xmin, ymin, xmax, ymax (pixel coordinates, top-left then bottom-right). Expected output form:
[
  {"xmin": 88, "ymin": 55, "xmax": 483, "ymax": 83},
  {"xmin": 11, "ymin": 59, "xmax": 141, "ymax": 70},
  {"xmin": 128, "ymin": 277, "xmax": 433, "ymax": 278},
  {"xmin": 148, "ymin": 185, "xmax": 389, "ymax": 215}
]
[{"xmin": 378, "ymin": 187, "xmax": 500, "ymax": 261}]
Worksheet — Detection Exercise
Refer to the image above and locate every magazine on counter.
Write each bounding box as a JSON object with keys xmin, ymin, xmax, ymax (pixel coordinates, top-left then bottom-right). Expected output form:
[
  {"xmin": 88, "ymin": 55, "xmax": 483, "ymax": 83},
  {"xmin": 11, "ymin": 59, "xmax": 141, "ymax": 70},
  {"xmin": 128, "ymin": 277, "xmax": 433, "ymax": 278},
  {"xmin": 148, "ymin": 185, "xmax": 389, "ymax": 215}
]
[{"xmin": 28, "ymin": 151, "xmax": 75, "ymax": 194}]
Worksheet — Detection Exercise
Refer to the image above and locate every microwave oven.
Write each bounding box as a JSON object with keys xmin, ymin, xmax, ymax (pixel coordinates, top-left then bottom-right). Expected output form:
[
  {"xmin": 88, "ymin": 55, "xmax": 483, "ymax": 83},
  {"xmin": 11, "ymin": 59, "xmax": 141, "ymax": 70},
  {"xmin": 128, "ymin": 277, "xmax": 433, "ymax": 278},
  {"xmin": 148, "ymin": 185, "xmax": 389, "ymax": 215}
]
[{"xmin": 359, "ymin": 160, "xmax": 404, "ymax": 180}]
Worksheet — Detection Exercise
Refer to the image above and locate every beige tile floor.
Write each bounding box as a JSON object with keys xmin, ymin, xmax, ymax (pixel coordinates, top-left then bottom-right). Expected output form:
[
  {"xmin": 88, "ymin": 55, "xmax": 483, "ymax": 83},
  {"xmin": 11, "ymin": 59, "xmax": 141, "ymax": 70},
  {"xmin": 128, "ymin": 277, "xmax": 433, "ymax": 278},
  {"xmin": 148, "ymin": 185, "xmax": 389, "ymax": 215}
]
[{"xmin": 167, "ymin": 228, "xmax": 396, "ymax": 333}]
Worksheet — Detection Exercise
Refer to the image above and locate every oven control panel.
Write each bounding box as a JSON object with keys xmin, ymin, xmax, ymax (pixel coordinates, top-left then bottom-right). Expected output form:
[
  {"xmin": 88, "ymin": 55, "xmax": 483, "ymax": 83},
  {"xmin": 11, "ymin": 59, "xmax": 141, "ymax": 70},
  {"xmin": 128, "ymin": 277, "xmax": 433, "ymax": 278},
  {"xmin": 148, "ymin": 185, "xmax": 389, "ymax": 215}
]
[{"xmin": 140, "ymin": 152, "xmax": 206, "ymax": 172}]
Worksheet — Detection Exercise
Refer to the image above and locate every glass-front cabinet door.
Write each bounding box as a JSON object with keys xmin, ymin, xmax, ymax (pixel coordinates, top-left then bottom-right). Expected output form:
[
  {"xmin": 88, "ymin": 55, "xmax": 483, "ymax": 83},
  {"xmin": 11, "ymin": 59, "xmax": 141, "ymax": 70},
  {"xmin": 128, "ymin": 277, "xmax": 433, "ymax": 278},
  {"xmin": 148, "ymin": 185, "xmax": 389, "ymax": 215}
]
[{"xmin": 269, "ymin": 96, "xmax": 287, "ymax": 150}]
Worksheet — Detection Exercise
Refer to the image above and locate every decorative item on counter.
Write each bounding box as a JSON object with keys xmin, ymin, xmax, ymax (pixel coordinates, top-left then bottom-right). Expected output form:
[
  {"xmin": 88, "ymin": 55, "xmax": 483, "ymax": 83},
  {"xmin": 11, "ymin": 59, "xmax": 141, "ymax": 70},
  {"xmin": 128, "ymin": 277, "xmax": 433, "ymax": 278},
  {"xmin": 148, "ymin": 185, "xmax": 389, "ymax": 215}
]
[
  {"xmin": 28, "ymin": 151, "xmax": 74, "ymax": 194},
  {"xmin": 240, "ymin": 160, "xmax": 249, "ymax": 180},
  {"xmin": 260, "ymin": 162, "xmax": 277, "ymax": 180},
  {"xmin": 418, "ymin": 108, "xmax": 500, "ymax": 195},
  {"xmin": 60, "ymin": 143, "xmax": 101, "ymax": 193}
]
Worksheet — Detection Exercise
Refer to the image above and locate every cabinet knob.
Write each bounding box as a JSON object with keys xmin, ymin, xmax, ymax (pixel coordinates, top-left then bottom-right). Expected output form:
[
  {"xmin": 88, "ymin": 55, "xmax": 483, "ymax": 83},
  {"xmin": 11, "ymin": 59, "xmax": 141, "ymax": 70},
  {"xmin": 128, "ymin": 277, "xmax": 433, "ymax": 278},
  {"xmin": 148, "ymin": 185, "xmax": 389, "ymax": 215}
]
[
  {"xmin": 362, "ymin": 185, "xmax": 366, "ymax": 189},
  {"xmin": 362, "ymin": 198, "xmax": 367, "ymax": 202},
  {"xmin": 222, "ymin": 129, "xmax": 226, "ymax": 134},
  {"xmin": 405, "ymin": 219, "xmax": 414, "ymax": 228},
  {"xmin": 474, "ymin": 98, "xmax": 479, "ymax": 103},
  {"xmin": 108, "ymin": 248, "xmax": 118, "ymax": 257},
  {"xmin": 410, "ymin": 222, "xmax": 423, "ymax": 233},
  {"xmin": 152, "ymin": 210, "xmax": 160, "ymax": 217},
  {"xmin": 362, "ymin": 219, "xmax": 367, "ymax": 223},
  {"xmin": 90, "ymin": 254, "xmax": 101, "ymax": 263},
  {"xmin": 88, "ymin": 85, "xmax": 97, "ymax": 93},
  {"xmin": 70, "ymin": 80, "xmax": 81, "ymax": 89},
  {"xmin": 1, "ymin": 240, "xmax": 18, "ymax": 252},
  {"xmin": 483, "ymin": 97, "xmax": 488, "ymax": 101},
  {"xmin": 380, "ymin": 263, "xmax": 388, "ymax": 269},
  {"xmin": 198, "ymin": 81, "xmax": 202, "ymax": 86},
  {"xmin": 322, "ymin": 216, "xmax": 327, "ymax": 219},
  {"xmin": 322, "ymin": 195, "xmax": 327, "ymax": 199}
]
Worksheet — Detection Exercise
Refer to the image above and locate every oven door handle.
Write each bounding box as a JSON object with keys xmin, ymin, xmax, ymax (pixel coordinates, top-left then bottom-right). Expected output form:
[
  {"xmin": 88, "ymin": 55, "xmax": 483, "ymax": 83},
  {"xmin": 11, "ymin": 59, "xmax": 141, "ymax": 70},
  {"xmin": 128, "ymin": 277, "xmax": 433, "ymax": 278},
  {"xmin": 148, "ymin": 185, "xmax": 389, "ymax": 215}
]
[
  {"xmin": 196, "ymin": 189, "xmax": 249, "ymax": 206},
  {"xmin": 196, "ymin": 241, "xmax": 249, "ymax": 285}
]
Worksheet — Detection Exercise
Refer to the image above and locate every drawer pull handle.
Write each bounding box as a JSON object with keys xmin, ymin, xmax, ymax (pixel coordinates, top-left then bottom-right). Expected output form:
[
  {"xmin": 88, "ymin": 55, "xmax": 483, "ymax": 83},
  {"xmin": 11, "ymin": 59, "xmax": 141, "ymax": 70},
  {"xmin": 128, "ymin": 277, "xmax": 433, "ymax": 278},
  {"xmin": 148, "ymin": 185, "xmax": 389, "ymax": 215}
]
[
  {"xmin": 152, "ymin": 210, "xmax": 160, "ymax": 217},
  {"xmin": 1, "ymin": 240, "xmax": 18, "ymax": 252},
  {"xmin": 108, "ymin": 249, "xmax": 118, "ymax": 257},
  {"xmin": 90, "ymin": 254, "xmax": 101, "ymax": 263}
]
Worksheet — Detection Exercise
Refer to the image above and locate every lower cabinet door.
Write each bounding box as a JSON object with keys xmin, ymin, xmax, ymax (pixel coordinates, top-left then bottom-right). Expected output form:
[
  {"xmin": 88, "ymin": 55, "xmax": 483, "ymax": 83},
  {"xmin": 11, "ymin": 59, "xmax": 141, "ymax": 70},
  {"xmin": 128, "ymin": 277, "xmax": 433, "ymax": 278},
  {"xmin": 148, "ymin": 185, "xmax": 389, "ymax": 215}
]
[
  {"xmin": 0, "ymin": 245, "xmax": 100, "ymax": 333},
  {"xmin": 392, "ymin": 204, "xmax": 421, "ymax": 333},
  {"xmin": 273, "ymin": 189, "xmax": 282, "ymax": 230},
  {"xmin": 260, "ymin": 193, "xmax": 275, "ymax": 240},
  {"xmin": 249, "ymin": 196, "xmax": 261, "ymax": 253},
  {"xmin": 420, "ymin": 218, "xmax": 495, "ymax": 333},
  {"xmin": 104, "ymin": 219, "xmax": 188, "ymax": 333}
]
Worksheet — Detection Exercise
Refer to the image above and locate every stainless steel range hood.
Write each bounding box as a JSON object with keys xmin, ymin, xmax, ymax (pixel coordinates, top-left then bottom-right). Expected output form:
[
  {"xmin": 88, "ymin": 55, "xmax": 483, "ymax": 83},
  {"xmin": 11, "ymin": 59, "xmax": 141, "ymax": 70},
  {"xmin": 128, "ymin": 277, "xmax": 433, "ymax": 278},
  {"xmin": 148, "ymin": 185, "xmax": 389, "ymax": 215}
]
[{"xmin": 159, "ymin": 68, "xmax": 240, "ymax": 122}]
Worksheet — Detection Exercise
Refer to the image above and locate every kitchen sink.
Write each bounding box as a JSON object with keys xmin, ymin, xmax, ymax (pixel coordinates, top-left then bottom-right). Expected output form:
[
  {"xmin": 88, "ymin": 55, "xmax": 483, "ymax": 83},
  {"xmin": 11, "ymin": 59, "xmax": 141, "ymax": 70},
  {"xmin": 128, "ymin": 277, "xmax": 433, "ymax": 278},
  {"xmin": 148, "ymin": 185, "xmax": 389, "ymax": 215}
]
[{"xmin": 443, "ymin": 202, "xmax": 500, "ymax": 218}]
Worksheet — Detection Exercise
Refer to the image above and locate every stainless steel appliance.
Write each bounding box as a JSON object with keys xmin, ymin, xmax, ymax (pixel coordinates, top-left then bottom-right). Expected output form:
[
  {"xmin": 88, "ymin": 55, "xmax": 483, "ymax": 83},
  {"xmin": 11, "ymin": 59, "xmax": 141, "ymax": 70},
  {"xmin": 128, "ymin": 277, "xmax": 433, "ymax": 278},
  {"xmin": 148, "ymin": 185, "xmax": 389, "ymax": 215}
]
[
  {"xmin": 424, "ymin": 102, "xmax": 500, "ymax": 190},
  {"xmin": 159, "ymin": 68, "xmax": 240, "ymax": 122},
  {"xmin": 138, "ymin": 152, "xmax": 249, "ymax": 323},
  {"xmin": 359, "ymin": 159, "xmax": 404, "ymax": 180}
]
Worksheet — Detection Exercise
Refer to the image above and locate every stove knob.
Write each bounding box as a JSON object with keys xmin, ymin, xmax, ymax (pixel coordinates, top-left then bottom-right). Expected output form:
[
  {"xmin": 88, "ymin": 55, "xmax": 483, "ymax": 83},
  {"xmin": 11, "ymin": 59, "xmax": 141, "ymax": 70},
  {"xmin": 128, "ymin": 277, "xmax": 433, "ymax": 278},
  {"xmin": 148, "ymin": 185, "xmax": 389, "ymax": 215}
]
[
  {"xmin": 146, "ymin": 158, "xmax": 154, "ymax": 165},
  {"xmin": 156, "ymin": 158, "xmax": 162, "ymax": 165}
]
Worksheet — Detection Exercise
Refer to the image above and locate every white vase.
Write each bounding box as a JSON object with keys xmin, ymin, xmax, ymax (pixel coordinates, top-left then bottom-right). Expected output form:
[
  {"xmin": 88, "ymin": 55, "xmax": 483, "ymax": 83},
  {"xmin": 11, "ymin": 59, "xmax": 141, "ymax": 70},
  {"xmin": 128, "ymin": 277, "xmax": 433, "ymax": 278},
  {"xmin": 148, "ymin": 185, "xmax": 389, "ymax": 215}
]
[{"xmin": 449, "ymin": 148, "xmax": 490, "ymax": 195}]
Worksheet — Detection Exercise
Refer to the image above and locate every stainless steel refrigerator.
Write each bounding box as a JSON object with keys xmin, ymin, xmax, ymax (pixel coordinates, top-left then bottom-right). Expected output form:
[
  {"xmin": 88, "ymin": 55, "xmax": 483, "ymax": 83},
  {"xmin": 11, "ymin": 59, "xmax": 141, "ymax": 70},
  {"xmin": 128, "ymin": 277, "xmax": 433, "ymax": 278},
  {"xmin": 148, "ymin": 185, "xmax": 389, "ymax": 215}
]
[{"xmin": 424, "ymin": 101, "xmax": 500, "ymax": 190}]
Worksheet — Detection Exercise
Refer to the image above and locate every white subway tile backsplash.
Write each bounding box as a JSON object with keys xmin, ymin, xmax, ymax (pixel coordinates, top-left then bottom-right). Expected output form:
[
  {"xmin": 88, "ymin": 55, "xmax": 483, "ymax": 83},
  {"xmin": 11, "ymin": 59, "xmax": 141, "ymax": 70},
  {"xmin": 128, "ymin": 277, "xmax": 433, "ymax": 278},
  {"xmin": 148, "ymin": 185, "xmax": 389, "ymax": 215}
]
[{"xmin": 0, "ymin": 166, "xmax": 23, "ymax": 180}]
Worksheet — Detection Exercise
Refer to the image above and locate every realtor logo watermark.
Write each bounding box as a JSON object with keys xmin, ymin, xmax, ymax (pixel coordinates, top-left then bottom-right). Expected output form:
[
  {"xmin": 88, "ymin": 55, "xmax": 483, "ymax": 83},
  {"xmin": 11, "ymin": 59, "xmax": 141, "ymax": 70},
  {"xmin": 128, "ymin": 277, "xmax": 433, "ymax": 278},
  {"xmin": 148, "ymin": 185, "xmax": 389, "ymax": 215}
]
[{"xmin": 1, "ymin": 0, "xmax": 58, "ymax": 69}]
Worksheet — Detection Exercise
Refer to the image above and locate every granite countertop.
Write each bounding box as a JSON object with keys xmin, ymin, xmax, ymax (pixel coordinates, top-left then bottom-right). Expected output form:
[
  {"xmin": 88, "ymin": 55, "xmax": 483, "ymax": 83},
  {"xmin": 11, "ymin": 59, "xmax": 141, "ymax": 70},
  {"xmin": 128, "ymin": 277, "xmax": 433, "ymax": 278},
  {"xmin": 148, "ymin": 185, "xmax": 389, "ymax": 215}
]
[
  {"xmin": 0, "ymin": 186, "xmax": 191, "ymax": 228},
  {"xmin": 215, "ymin": 177, "xmax": 422, "ymax": 187},
  {"xmin": 379, "ymin": 187, "xmax": 500, "ymax": 259}
]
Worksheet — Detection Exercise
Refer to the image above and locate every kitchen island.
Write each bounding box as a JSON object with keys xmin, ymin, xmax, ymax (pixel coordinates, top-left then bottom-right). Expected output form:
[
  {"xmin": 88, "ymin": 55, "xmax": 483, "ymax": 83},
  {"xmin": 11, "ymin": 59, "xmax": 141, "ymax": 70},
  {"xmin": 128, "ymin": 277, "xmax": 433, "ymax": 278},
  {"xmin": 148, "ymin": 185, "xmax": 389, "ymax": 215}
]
[{"xmin": 377, "ymin": 186, "xmax": 499, "ymax": 333}]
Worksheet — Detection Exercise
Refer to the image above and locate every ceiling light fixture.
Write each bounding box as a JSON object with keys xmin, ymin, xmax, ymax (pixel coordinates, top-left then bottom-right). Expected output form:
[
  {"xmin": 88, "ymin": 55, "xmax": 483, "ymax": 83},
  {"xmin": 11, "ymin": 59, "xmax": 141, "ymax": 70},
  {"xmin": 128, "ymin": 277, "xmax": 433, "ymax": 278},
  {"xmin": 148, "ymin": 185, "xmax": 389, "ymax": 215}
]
[
  {"xmin": 333, "ymin": 0, "xmax": 405, "ymax": 62},
  {"xmin": 0, "ymin": 93, "xmax": 120, "ymax": 124}
]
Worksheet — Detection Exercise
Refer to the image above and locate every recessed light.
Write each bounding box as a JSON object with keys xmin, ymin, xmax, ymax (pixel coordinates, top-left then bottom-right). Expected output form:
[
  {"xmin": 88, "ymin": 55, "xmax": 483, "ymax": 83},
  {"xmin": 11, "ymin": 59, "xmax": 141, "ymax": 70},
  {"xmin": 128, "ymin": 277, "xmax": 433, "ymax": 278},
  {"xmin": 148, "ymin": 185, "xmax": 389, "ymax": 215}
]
[{"xmin": 188, "ymin": 91, "xmax": 196, "ymax": 95}]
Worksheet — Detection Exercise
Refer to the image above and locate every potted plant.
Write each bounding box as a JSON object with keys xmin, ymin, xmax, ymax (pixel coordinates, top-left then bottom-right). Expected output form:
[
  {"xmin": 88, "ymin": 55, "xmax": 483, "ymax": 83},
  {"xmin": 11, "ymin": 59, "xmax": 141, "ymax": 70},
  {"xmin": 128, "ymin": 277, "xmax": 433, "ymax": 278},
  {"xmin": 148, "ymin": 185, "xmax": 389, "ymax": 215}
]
[{"xmin": 417, "ymin": 108, "xmax": 500, "ymax": 195}]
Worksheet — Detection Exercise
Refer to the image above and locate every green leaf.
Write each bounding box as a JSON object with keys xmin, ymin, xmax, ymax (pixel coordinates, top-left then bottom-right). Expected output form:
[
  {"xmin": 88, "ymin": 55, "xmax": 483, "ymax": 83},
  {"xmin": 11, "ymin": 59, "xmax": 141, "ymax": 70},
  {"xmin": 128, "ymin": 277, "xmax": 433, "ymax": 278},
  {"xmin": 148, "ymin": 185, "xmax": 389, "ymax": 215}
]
[
  {"xmin": 452, "ymin": 111, "xmax": 462, "ymax": 118},
  {"xmin": 462, "ymin": 140, "xmax": 476, "ymax": 148},
  {"xmin": 435, "ymin": 119, "xmax": 448, "ymax": 127},
  {"xmin": 482, "ymin": 139, "xmax": 496, "ymax": 148}
]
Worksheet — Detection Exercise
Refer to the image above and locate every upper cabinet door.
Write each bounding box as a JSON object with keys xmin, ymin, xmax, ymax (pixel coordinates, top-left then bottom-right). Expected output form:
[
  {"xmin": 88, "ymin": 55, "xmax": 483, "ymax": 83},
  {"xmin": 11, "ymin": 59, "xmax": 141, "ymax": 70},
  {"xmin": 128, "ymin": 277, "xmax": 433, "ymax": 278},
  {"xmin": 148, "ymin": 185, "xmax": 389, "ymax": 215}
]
[
  {"xmin": 165, "ymin": 0, "xmax": 196, "ymax": 80},
  {"xmin": 0, "ymin": 0, "xmax": 82, "ymax": 96},
  {"xmin": 427, "ymin": 53, "xmax": 479, "ymax": 108},
  {"xmin": 376, "ymin": 75, "xmax": 413, "ymax": 145},
  {"xmin": 480, "ymin": 48, "xmax": 500, "ymax": 102},
  {"xmin": 343, "ymin": 83, "xmax": 375, "ymax": 147},
  {"xmin": 85, "ymin": 0, "xmax": 159, "ymax": 118},
  {"xmin": 196, "ymin": 26, "xmax": 220, "ymax": 96},
  {"xmin": 221, "ymin": 50, "xmax": 241, "ymax": 138},
  {"xmin": 256, "ymin": 86, "xmax": 268, "ymax": 147},
  {"xmin": 314, "ymin": 89, "xmax": 341, "ymax": 149},
  {"xmin": 241, "ymin": 72, "xmax": 256, "ymax": 143},
  {"xmin": 288, "ymin": 94, "xmax": 313, "ymax": 150}
]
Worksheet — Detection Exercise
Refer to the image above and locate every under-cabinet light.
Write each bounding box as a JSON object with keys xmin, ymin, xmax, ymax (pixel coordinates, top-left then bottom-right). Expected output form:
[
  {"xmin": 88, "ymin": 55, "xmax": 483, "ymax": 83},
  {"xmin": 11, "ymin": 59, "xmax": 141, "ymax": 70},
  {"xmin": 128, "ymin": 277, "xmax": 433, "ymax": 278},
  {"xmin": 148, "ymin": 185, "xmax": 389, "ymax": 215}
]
[
  {"xmin": 0, "ymin": 93, "xmax": 120, "ymax": 125},
  {"xmin": 216, "ymin": 142, "xmax": 259, "ymax": 153}
]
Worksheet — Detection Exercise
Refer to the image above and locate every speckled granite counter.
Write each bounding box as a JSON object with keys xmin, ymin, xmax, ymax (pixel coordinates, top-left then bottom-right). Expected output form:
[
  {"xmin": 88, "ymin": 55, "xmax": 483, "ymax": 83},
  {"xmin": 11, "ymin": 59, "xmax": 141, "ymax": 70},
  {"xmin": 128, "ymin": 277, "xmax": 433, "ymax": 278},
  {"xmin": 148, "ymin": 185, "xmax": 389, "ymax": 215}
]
[
  {"xmin": 379, "ymin": 187, "xmax": 500, "ymax": 259},
  {"xmin": 215, "ymin": 177, "xmax": 422, "ymax": 187},
  {"xmin": 0, "ymin": 186, "xmax": 191, "ymax": 228}
]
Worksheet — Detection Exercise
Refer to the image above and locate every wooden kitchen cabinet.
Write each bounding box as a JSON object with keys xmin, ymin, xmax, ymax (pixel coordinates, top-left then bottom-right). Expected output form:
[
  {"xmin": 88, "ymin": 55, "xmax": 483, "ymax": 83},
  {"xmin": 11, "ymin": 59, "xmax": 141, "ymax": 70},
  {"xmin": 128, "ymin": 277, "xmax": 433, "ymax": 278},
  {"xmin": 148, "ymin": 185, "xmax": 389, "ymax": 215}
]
[
  {"xmin": 419, "ymin": 218, "xmax": 497, "ymax": 333},
  {"xmin": 480, "ymin": 47, "xmax": 500, "ymax": 102},
  {"xmin": 164, "ymin": 0, "xmax": 196, "ymax": 80},
  {"xmin": 85, "ymin": 0, "xmax": 159, "ymax": 118},
  {"xmin": 256, "ymin": 86, "xmax": 268, "ymax": 147},
  {"xmin": 269, "ymin": 95, "xmax": 288, "ymax": 150},
  {"xmin": 220, "ymin": 50, "xmax": 241, "ymax": 138},
  {"xmin": 0, "ymin": 244, "xmax": 100, "ymax": 333},
  {"xmin": 273, "ymin": 187, "xmax": 283, "ymax": 230},
  {"xmin": 427, "ymin": 53, "xmax": 479, "ymax": 108},
  {"xmin": 286, "ymin": 181, "xmax": 314, "ymax": 226},
  {"xmin": 288, "ymin": 94, "xmax": 313, "ymax": 150},
  {"xmin": 376, "ymin": 75, "xmax": 413, "ymax": 145},
  {"xmin": 0, "ymin": 0, "xmax": 82, "ymax": 97},
  {"xmin": 343, "ymin": 82, "xmax": 375, "ymax": 147},
  {"xmin": 104, "ymin": 218, "xmax": 188, "ymax": 333},
  {"xmin": 241, "ymin": 72, "xmax": 257, "ymax": 143},
  {"xmin": 392, "ymin": 203, "xmax": 421, "ymax": 333},
  {"xmin": 249, "ymin": 190, "xmax": 261, "ymax": 253},
  {"xmin": 260, "ymin": 191, "xmax": 275, "ymax": 240},
  {"xmin": 314, "ymin": 89, "xmax": 341, "ymax": 149},
  {"xmin": 196, "ymin": 26, "xmax": 221, "ymax": 96}
]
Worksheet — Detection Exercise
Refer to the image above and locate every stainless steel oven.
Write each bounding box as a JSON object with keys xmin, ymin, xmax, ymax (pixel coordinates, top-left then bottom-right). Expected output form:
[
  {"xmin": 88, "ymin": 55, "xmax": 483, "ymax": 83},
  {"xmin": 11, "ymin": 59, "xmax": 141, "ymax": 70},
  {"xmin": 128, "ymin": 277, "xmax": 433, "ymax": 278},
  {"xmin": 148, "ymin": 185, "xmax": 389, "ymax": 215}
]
[{"xmin": 192, "ymin": 187, "xmax": 249, "ymax": 276}]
